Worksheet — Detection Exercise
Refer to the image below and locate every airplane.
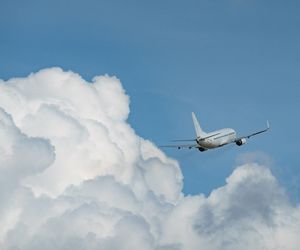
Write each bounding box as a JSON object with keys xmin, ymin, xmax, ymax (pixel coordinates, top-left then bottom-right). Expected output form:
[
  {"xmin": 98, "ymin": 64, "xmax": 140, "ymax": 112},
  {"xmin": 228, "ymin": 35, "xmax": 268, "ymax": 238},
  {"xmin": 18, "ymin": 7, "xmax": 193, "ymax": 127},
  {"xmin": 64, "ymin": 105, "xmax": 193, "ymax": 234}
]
[{"xmin": 161, "ymin": 112, "xmax": 270, "ymax": 152}]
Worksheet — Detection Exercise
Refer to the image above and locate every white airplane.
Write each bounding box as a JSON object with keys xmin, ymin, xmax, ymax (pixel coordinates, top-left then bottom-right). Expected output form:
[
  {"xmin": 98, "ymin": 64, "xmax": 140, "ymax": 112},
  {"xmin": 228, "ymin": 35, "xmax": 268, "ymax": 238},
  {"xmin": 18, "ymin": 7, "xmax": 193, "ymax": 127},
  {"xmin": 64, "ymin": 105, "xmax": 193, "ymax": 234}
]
[{"xmin": 161, "ymin": 112, "xmax": 270, "ymax": 152}]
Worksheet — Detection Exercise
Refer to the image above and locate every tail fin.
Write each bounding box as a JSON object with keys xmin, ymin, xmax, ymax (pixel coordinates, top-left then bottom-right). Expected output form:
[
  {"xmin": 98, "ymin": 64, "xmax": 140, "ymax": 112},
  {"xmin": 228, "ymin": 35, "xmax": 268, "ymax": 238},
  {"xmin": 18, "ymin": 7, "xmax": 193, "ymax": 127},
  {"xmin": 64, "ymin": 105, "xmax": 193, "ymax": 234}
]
[{"xmin": 192, "ymin": 112, "xmax": 206, "ymax": 138}]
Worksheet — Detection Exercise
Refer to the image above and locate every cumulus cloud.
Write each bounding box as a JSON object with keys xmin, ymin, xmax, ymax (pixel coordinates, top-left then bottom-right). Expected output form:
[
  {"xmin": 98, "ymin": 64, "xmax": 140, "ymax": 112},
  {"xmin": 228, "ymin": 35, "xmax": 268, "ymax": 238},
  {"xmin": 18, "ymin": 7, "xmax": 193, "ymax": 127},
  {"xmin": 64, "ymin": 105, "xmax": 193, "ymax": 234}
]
[{"xmin": 0, "ymin": 68, "xmax": 299, "ymax": 250}]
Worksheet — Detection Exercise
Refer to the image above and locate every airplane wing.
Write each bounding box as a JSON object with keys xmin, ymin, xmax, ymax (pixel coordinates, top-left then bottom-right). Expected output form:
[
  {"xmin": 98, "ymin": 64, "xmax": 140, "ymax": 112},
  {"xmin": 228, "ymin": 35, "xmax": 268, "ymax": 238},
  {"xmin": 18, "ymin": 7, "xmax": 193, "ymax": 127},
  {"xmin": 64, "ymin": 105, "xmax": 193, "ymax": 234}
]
[
  {"xmin": 235, "ymin": 121, "xmax": 270, "ymax": 142},
  {"xmin": 160, "ymin": 144, "xmax": 198, "ymax": 149}
]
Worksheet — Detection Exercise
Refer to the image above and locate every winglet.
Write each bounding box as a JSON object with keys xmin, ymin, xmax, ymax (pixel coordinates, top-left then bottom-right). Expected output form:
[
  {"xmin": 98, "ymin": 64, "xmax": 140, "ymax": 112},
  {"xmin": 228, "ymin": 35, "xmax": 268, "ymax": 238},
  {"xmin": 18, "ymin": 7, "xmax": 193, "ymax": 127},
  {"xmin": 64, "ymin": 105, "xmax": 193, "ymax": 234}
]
[{"xmin": 267, "ymin": 120, "xmax": 270, "ymax": 130}]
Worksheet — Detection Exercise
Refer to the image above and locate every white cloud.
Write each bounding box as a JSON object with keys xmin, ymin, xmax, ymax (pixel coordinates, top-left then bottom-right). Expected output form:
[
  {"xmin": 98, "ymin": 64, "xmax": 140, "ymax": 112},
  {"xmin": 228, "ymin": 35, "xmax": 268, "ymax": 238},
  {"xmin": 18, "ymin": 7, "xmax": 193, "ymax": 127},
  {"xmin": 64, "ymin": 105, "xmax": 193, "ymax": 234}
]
[{"xmin": 0, "ymin": 68, "xmax": 299, "ymax": 250}]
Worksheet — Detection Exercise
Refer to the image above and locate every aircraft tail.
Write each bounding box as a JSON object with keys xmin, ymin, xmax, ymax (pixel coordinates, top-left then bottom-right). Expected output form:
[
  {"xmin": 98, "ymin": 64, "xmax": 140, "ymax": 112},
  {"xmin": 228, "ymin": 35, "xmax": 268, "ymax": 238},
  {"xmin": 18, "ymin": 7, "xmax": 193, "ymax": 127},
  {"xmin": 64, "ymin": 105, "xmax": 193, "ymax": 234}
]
[{"xmin": 192, "ymin": 112, "xmax": 207, "ymax": 139}]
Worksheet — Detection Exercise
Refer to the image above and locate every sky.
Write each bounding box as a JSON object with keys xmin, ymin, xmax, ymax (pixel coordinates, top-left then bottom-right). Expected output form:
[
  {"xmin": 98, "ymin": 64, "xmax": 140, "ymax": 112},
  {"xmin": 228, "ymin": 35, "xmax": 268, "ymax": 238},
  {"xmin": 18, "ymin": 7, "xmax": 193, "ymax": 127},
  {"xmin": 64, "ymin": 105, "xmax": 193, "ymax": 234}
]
[
  {"xmin": 0, "ymin": 1, "xmax": 300, "ymax": 248},
  {"xmin": 1, "ymin": 0, "xmax": 299, "ymax": 197}
]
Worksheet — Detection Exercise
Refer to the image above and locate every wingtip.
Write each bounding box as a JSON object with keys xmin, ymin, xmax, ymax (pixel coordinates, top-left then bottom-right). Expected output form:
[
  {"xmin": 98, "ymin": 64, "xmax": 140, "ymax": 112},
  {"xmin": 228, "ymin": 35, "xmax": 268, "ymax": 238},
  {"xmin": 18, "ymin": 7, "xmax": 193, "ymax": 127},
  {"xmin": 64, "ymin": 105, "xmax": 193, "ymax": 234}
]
[{"xmin": 267, "ymin": 120, "xmax": 270, "ymax": 129}]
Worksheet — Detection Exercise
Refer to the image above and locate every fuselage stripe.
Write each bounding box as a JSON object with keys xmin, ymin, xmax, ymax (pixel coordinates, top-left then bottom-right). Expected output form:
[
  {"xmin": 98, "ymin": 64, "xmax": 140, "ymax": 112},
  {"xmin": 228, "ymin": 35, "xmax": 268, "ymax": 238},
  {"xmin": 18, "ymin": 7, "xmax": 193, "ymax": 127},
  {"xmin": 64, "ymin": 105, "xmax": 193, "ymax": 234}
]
[{"xmin": 213, "ymin": 132, "xmax": 235, "ymax": 140}]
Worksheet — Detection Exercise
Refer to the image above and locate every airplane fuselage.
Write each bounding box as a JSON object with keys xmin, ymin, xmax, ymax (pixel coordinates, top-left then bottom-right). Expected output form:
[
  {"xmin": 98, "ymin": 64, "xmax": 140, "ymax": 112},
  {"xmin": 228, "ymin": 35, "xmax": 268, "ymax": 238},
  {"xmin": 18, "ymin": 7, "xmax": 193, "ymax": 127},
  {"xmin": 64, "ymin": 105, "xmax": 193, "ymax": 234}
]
[{"xmin": 197, "ymin": 128, "xmax": 236, "ymax": 149}]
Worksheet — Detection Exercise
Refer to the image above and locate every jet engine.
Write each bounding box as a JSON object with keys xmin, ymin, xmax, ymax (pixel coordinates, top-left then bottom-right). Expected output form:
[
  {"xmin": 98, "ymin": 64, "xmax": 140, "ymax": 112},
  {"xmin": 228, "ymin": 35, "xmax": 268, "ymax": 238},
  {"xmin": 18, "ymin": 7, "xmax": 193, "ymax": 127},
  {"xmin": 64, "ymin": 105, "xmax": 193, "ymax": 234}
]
[{"xmin": 236, "ymin": 138, "xmax": 246, "ymax": 146}]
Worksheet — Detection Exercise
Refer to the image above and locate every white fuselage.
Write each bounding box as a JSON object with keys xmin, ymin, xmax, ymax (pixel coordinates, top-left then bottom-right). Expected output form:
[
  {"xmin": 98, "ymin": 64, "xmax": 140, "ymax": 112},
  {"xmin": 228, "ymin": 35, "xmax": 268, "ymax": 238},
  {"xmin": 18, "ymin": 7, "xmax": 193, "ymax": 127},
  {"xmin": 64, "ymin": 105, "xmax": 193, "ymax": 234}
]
[{"xmin": 197, "ymin": 128, "xmax": 236, "ymax": 149}]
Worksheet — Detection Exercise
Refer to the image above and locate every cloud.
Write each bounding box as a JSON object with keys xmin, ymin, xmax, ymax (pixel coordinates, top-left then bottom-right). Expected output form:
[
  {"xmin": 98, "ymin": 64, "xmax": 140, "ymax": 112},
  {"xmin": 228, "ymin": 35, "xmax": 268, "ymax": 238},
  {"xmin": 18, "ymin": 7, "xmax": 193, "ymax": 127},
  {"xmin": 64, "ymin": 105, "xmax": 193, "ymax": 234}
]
[
  {"xmin": 0, "ymin": 107, "xmax": 55, "ymax": 243},
  {"xmin": 0, "ymin": 68, "xmax": 299, "ymax": 250}
]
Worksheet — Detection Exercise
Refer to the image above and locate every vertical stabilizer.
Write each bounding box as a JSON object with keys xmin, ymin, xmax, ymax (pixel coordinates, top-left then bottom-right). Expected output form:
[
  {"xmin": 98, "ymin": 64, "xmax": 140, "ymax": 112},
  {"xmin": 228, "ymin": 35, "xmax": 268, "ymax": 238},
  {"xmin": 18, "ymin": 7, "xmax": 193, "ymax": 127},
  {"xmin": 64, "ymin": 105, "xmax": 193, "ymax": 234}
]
[{"xmin": 192, "ymin": 112, "xmax": 206, "ymax": 138}]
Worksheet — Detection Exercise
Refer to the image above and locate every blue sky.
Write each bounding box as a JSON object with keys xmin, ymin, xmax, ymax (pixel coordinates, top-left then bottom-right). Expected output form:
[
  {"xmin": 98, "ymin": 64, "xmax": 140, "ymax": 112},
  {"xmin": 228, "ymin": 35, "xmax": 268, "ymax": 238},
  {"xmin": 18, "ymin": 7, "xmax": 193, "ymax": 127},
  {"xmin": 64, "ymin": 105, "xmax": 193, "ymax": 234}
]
[{"xmin": 1, "ymin": 0, "xmax": 300, "ymax": 199}]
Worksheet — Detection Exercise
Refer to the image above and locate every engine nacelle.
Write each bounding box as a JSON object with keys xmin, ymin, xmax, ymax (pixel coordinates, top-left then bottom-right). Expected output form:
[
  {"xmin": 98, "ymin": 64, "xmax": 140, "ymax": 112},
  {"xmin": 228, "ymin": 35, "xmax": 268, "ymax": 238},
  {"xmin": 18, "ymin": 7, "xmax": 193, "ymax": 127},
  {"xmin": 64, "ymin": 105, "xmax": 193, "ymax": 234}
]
[
  {"xmin": 236, "ymin": 138, "xmax": 246, "ymax": 146},
  {"xmin": 198, "ymin": 147, "xmax": 207, "ymax": 152}
]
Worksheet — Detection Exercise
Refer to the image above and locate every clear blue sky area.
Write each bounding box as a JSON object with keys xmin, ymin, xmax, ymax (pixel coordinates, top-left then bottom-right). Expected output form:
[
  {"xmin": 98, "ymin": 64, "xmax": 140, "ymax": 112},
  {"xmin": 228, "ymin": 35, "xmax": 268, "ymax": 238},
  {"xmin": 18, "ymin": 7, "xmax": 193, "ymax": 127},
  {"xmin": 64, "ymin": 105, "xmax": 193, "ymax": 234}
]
[{"xmin": 1, "ymin": 0, "xmax": 300, "ymax": 199}]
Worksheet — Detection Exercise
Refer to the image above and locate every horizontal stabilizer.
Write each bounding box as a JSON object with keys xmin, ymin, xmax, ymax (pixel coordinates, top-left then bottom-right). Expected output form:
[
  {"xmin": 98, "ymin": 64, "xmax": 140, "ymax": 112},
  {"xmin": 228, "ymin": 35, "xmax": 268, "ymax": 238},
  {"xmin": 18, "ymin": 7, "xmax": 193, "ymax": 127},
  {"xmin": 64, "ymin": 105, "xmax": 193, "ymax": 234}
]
[
  {"xmin": 160, "ymin": 144, "xmax": 198, "ymax": 149},
  {"xmin": 171, "ymin": 139, "xmax": 196, "ymax": 142}
]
